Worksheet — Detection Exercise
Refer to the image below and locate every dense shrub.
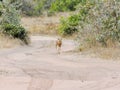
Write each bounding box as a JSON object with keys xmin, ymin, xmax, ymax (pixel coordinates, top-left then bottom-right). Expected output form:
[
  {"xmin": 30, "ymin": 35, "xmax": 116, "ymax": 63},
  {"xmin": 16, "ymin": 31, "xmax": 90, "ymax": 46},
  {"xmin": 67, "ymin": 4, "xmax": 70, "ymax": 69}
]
[
  {"xmin": 21, "ymin": 0, "xmax": 54, "ymax": 16},
  {"xmin": 58, "ymin": 0, "xmax": 120, "ymax": 48},
  {"xmin": 1, "ymin": 0, "xmax": 87, "ymax": 16},
  {"xmin": 21, "ymin": 0, "xmax": 35, "ymax": 16},
  {"xmin": 50, "ymin": 0, "xmax": 86, "ymax": 12},
  {"xmin": 76, "ymin": 0, "xmax": 120, "ymax": 48},
  {"xmin": 59, "ymin": 14, "xmax": 80, "ymax": 35},
  {"xmin": 0, "ymin": 0, "xmax": 29, "ymax": 44},
  {"xmin": 2, "ymin": 24, "xmax": 27, "ymax": 39},
  {"xmin": 0, "ymin": 2, "xmax": 2, "ymax": 16},
  {"xmin": 58, "ymin": 0, "xmax": 89, "ymax": 36},
  {"xmin": 2, "ymin": 24, "xmax": 29, "ymax": 44}
]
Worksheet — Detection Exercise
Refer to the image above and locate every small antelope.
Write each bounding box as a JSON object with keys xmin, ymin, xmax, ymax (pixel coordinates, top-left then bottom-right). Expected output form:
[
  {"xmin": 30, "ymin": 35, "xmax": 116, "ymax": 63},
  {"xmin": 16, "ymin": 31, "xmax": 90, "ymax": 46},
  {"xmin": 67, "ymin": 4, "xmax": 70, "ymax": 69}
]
[{"xmin": 56, "ymin": 38, "xmax": 62, "ymax": 54}]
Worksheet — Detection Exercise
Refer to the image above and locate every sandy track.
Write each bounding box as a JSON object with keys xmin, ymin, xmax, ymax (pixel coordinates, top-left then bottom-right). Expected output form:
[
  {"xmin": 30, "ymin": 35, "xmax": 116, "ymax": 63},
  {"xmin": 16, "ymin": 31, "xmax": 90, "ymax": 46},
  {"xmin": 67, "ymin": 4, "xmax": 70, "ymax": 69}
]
[{"xmin": 0, "ymin": 36, "xmax": 120, "ymax": 90}]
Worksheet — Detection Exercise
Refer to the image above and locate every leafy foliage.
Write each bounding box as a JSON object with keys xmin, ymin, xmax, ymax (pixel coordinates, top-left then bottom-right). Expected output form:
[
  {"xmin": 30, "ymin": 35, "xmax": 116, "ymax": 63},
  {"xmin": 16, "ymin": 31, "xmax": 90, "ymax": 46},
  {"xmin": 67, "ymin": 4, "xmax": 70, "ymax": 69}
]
[
  {"xmin": 21, "ymin": 0, "xmax": 36, "ymax": 16},
  {"xmin": 76, "ymin": 0, "xmax": 120, "ymax": 47},
  {"xmin": 59, "ymin": 14, "xmax": 80, "ymax": 35},
  {"xmin": 58, "ymin": 0, "xmax": 120, "ymax": 48},
  {"xmin": 0, "ymin": 0, "xmax": 29, "ymax": 44},
  {"xmin": 21, "ymin": 0, "xmax": 54, "ymax": 16},
  {"xmin": 1, "ymin": 4, "xmax": 20, "ymax": 25},
  {"xmin": 50, "ymin": 0, "xmax": 86, "ymax": 12},
  {"xmin": 0, "ymin": 0, "xmax": 87, "ymax": 16},
  {"xmin": 2, "ymin": 24, "xmax": 27, "ymax": 40},
  {"xmin": 1, "ymin": 0, "xmax": 87, "ymax": 16}
]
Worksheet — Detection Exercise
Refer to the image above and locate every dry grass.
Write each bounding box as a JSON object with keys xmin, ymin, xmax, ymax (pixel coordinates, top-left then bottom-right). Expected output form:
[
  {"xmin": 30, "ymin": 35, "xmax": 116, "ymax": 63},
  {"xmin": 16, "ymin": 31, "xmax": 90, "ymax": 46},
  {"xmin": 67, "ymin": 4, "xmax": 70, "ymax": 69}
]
[
  {"xmin": 96, "ymin": 48, "xmax": 120, "ymax": 60},
  {"xmin": 77, "ymin": 32, "xmax": 120, "ymax": 60},
  {"xmin": 79, "ymin": 40, "xmax": 120, "ymax": 60},
  {"xmin": 21, "ymin": 16, "xmax": 60, "ymax": 35},
  {"xmin": 29, "ymin": 23, "xmax": 59, "ymax": 35},
  {"xmin": 0, "ymin": 34, "xmax": 22, "ymax": 49},
  {"xmin": 80, "ymin": 47, "xmax": 120, "ymax": 60}
]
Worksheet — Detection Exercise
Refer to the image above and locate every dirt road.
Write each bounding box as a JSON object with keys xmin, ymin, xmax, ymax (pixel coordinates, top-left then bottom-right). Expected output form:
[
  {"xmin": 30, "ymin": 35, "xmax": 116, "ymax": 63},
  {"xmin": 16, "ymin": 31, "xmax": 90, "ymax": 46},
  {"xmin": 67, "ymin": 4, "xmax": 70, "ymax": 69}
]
[{"xmin": 0, "ymin": 36, "xmax": 120, "ymax": 90}]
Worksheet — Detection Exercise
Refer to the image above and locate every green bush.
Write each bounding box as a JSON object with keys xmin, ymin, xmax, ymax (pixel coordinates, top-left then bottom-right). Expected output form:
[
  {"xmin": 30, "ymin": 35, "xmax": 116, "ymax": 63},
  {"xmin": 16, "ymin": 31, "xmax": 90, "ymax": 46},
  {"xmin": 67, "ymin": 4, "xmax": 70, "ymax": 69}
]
[
  {"xmin": 76, "ymin": 0, "xmax": 120, "ymax": 47},
  {"xmin": 50, "ymin": 0, "xmax": 85, "ymax": 12},
  {"xmin": 59, "ymin": 14, "xmax": 80, "ymax": 35},
  {"xmin": 21, "ymin": 0, "xmax": 54, "ymax": 16},
  {"xmin": 21, "ymin": 0, "xmax": 40, "ymax": 16},
  {"xmin": 0, "ymin": 0, "xmax": 30, "ymax": 44},
  {"xmin": 1, "ymin": 23, "xmax": 29, "ymax": 44}
]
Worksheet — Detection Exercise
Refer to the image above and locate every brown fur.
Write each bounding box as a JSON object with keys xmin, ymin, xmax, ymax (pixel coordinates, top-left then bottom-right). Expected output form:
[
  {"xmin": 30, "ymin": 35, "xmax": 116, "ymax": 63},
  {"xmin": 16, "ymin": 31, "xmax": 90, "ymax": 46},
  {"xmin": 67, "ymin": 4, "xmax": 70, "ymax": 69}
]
[{"xmin": 56, "ymin": 38, "xmax": 62, "ymax": 54}]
